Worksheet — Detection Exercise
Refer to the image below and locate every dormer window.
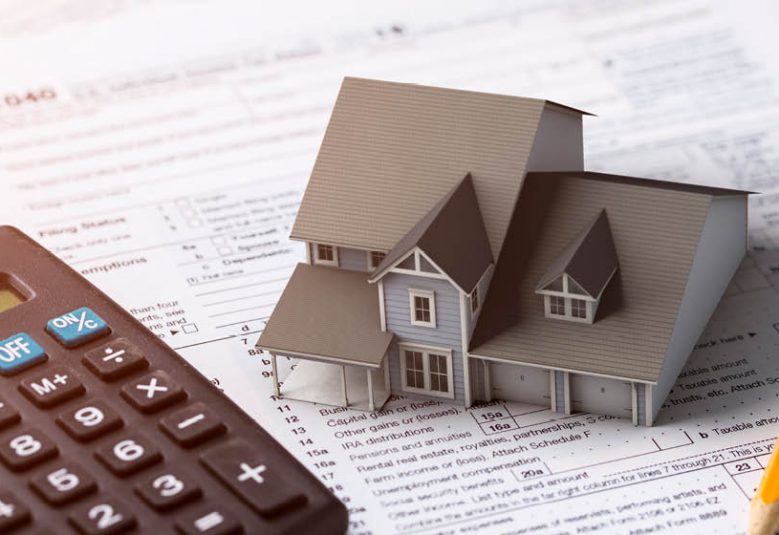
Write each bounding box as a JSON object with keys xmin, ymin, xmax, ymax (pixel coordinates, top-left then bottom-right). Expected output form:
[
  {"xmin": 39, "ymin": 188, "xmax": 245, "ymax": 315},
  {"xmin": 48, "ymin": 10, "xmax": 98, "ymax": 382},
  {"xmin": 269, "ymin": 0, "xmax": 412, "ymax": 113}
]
[
  {"xmin": 540, "ymin": 275, "xmax": 596, "ymax": 322},
  {"xmin": 314, "ymin": 243, "xmax": 338, "ymax": 266},
  {"xmin": 535, "ymin": 210, "xmax": 618, "ymax": 325}
]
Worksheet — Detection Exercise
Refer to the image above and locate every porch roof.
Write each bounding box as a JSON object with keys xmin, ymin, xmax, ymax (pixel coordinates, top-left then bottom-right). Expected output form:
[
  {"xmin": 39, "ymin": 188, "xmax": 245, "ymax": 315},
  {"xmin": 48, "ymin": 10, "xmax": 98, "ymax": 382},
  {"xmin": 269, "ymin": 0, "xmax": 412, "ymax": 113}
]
[{"xmin": 256, "ymin": 263, "xmax": 394, "ymax": 367}]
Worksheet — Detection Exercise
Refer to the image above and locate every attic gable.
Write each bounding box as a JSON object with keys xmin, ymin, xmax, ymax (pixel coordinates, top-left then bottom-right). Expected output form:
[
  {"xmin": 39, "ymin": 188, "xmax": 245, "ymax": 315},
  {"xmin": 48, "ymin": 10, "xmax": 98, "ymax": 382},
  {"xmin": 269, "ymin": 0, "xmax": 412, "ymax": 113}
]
[
  {"xmin": 290, "ymin": 77, "xmax": 585, "ymax": 259},
  {"xmin": 369, "ymin": 173, "xmax": 493, "ymax": 293}
]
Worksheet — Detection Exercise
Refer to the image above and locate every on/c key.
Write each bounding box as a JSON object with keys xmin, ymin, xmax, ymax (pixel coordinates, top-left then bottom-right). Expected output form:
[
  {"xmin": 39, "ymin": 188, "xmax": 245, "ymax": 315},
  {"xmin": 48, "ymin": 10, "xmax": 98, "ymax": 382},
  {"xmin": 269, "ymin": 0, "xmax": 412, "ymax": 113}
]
[{"xmin": 46, "ymin": 307, "xmax": 110, "ymax": 348}]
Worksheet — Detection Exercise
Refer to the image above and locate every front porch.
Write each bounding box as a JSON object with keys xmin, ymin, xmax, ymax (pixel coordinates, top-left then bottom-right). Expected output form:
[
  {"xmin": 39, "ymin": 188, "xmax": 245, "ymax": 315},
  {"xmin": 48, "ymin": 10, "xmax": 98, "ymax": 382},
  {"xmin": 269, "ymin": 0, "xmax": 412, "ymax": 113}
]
[
  {"xmin": 257, "ymin": 264, "xmax": 396, "ymax": 412},
  {"xmin": 272, "ymin": 357, "xmax": 391, "ymax": 411}
]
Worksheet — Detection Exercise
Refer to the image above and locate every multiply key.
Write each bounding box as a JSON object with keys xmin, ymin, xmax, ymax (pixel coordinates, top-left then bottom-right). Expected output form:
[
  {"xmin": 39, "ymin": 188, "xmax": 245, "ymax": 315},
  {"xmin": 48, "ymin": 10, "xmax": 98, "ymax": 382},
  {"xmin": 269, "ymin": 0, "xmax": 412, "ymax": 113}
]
[
  {"xmin": 200, "ymin": 438, "xmax": 307, "ymax": 517},
  {"xmin": 19, "ymin": 366, "xmax": 85, "ymax": 409},
  {"xmin": 121, "ymin": 370, "xmax": 186, "ymax": 414}
]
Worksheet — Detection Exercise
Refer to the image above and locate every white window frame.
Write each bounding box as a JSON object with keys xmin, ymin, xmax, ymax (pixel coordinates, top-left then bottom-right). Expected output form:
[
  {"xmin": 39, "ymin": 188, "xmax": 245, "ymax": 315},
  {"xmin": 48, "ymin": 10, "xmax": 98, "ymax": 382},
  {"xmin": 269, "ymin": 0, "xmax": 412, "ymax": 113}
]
[
  {"xmin": 313, "ymin": 243, "xmax": 339, "ymax": 267},
  {"xmin": 470, "ymin": 286, "xmax": 480, "ymax": 316},
  {"xmin": 367, "ymin": 250, "xmax": 386, "ymax": 270},
  {"xmin": 399, "ymin": 343, "xmax": 454, "ymax": 399},
  {"xmin": 408, "ymin": 289, "xmax": 436, "ymax": 328},
  {"xmin": 538, "ymin": 274, "xmax": 596, "ymax": 323}
]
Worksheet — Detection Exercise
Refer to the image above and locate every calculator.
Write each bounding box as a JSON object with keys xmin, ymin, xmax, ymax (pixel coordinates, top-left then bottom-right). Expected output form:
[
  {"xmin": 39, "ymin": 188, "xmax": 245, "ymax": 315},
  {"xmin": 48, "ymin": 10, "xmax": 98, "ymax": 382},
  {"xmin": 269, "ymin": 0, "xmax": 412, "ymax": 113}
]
[{"xmin": 0, "ymin": 226, "xmax": 348, "ymax": 534}]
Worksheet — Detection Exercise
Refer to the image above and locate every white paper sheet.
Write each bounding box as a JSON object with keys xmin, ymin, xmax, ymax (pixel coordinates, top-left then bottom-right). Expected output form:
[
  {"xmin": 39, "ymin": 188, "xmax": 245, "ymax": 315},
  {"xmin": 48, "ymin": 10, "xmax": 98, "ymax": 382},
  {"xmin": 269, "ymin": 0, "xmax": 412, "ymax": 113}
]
[{"xmin": 2, "ymin": 1, "xmax": 779, "ymax": 533}]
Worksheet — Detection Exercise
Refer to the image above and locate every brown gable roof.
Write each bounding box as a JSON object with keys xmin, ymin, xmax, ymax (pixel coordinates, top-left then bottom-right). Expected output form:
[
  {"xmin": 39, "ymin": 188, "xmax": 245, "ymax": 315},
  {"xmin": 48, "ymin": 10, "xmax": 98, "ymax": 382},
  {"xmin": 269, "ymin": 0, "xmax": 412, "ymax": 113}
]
[
  {"xmin": 369, "ymin": 174, "xmax": 493, "ymax": 293},
  {"xmin": 470, "ymin": 172, "xmax": 749, "ymax": 383},
  {"xmin": 257, "ymin": 264, "xmax": 394, "ymax": 367},
  {"xmin": 290, "ymin": 77, "xmax": 588, "ymax": 259},
  {"xmin": 536, "ymin": 209, "xmax": 618, "ymax": 298}
]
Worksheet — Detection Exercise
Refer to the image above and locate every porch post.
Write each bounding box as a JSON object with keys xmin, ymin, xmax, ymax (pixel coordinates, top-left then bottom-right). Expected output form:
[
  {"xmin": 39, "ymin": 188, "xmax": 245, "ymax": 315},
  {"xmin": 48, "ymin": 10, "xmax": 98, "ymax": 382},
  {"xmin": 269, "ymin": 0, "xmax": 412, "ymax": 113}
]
[
  {"xmin": 270, "ymin": 352, "xmax": 280, "ymax": 397},
  {"xmin": 483, "ymin": 360, "xmax": 492, "ymax": 402},
  {"xmin": 341, "ymin": 365, "xmax": 348, "ymax": 407},
  {"xmin": 367, "ymin": 369, "xmax": 375, "ymax": 411}
]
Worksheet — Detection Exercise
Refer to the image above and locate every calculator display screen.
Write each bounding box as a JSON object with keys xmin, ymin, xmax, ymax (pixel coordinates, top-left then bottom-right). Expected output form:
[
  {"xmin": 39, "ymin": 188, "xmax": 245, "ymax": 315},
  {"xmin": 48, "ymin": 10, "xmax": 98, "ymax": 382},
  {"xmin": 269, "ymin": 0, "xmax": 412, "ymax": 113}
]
[{"xmin": 0, "ymin": 282, "xmax": 24, "ymax": 313}]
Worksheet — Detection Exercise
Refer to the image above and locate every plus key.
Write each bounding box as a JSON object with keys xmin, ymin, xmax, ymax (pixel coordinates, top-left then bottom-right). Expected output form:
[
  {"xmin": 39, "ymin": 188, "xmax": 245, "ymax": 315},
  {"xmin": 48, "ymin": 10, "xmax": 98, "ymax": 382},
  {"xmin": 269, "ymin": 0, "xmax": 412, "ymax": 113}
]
[{"xmin": 200, "ymin": 438, "xmax": 307, "ymax": 517}]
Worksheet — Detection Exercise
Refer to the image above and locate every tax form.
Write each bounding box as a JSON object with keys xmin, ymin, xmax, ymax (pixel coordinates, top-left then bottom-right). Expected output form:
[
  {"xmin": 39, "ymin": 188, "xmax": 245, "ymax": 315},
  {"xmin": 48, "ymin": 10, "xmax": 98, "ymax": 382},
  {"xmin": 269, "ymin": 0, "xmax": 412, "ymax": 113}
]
[{"xmin": 2, "ymin": 1, "xmax": 779, "ymax": 533}]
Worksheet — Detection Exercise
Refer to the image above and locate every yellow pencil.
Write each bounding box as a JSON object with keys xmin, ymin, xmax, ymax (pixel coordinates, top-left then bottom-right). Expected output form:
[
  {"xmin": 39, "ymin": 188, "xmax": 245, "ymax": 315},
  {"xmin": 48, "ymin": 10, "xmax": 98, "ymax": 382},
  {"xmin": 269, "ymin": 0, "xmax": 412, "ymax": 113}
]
[{"xmin": 749, "ymin": 438, "xmax": 779, "ymax": 535}]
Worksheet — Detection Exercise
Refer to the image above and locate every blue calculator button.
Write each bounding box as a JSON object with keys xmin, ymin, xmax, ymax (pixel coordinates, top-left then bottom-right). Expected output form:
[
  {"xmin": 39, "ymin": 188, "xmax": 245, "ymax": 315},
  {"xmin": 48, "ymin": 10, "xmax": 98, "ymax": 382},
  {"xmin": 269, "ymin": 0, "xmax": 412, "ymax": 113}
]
[
  {"xmin": 0, "ymin": 333, "xmax": 47, "ymax": 375},
  {"xmin": 46, "ymin": 307, "xmax": 110, "ymax": 348}
]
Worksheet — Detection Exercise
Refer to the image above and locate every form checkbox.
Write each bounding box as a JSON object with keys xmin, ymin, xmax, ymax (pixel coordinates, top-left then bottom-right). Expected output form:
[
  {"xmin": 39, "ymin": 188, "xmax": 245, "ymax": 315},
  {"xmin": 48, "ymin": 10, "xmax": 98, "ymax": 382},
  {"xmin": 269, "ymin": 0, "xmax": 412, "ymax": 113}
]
[{"xmin": 182, "ymin": 323, "xmax": 199, "ymax": 334}]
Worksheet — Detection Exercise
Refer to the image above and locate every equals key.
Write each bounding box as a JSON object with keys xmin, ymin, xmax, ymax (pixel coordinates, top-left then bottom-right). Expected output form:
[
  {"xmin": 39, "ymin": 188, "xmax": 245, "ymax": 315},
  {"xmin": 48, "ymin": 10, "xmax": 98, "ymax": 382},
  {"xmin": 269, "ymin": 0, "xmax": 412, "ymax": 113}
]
[{"xmin": 160, "ymin": 402, "xmax": 226, "ymax": 448}]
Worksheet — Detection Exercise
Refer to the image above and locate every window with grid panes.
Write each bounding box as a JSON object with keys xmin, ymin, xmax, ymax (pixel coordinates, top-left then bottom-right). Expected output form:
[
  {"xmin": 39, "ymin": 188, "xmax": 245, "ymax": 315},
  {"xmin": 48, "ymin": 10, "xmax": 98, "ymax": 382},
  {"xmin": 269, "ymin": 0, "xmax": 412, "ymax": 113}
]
[
  {"xmin": 549, "ymin": 295, "xmax": 565, "ymax": 316},
  {"xmin": 428, "ymin": 353, "xmax": 449, "ymax": 393},
  {"xmin": 571, "ymin": 298, "xmax": 587, "ymax": 318},
  {"xmin": 414, "ymin": 296, "xmax": 431, "ymax": 323},
  {"xmin": 369, "ymin": 251, "xmax": 385, "ymax": 269},
  {"xmin": 404, "ymin": 350, "xmax": 425, "ymax": 389},
  {"xmin": 316, "ymin": 244, "xmax": 334, "ymax": 263}
]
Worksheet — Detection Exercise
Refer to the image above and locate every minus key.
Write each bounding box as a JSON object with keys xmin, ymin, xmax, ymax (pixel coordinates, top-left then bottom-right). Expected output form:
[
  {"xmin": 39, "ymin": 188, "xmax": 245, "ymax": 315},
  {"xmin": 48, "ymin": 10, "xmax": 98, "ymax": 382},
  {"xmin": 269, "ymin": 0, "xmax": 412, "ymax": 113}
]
[{"xmin": 159, "ymin": 402, "xmax": 226, "ymax": 448}]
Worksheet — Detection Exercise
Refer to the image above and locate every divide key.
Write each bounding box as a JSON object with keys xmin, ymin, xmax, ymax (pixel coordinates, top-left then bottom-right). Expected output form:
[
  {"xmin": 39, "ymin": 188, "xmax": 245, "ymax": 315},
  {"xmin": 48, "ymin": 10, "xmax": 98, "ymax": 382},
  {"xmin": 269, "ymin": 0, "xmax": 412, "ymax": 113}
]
[{"xmin": 46, "ymin": 307, "xmax": 110, "ymax": 348}]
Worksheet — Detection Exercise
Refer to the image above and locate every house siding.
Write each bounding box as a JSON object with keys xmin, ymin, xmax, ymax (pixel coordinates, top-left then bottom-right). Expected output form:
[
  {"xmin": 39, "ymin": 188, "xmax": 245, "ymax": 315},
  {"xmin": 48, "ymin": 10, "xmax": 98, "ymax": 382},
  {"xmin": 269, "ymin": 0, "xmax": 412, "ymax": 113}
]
[
  {"xmin": 339, "ymin": 247, "xmax": 368, "ymax": 271},
  {"xmin": 383, "ymin": 272, "xmax": 465, "ymax": 403},
  {"xmin": 651, "ymin": 195, "xmax": 747, "ymax": 419}
]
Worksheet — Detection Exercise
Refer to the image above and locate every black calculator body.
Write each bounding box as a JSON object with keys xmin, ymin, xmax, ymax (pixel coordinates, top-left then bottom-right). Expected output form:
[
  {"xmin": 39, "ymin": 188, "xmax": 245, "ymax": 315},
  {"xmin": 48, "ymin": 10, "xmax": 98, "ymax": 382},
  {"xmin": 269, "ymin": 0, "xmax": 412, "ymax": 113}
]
[{"xmin": 0, "ymin": 226, "xmax": 347, "ymax": 534}]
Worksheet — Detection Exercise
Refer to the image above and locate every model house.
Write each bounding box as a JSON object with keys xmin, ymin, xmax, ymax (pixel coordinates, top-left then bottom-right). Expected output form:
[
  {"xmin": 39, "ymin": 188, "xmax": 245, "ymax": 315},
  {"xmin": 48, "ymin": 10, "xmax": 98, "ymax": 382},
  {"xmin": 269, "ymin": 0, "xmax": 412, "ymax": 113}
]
[{"xmin": 256, "ymin": 77, "xmax": 749, "ymax": 426}]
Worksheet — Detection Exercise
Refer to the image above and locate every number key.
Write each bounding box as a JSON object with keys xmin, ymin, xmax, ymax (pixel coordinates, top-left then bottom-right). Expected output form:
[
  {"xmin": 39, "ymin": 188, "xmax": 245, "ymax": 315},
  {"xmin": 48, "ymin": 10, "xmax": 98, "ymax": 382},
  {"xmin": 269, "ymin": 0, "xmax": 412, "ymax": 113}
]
[
  {"xmin": 135, "ymin": 470, "xmax": 201, "ymax": 511},
  {"xmin": 69, "ymin": 499, "xmax": 136, "ymax": 535},
  {"xmin": 57, "ymin": 400, "xmax": 123, "ymax": 442},
  {"xmin": 95, "ymin": 434, "xmax": 161, "ymax": 477},
  {"xmin": 0, "ymin": 397, "xmax": 20, "ymax": 431},
  {"xmin": 0, "ymin": 491, "xmax": 31, "ymax": 532},
  {"xmin": 30, "ymin": 461, "xmax": 97, "ymax": 505},
  {"xmin": 0, "ymin": 427, "xmax": 58, "ymax": 471}
]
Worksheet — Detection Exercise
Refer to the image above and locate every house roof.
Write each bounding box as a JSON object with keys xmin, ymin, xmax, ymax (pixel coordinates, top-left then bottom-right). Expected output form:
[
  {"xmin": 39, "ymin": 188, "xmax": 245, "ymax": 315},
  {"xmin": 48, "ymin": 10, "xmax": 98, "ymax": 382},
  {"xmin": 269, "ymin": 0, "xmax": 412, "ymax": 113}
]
[
  {"xmin": 369, "ymin": 173, "xmax": 493, "ymax": 293},
  {"xmin": 256, "ymin": 264, "xmax": 394, "ymax": 367},
  {"xmin": 470, "ymin": 171, "xmax": 750, "ymax": 383},
  {"xmin": 536, "ymin": 209, "xmax": 618, "ymax": 298},
  {"xmin": 290, "ymin": 77, "xmax": 590, "ymax": 259}
]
